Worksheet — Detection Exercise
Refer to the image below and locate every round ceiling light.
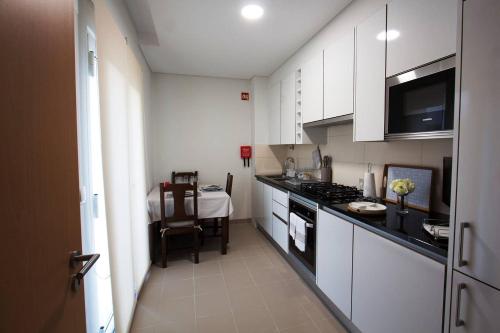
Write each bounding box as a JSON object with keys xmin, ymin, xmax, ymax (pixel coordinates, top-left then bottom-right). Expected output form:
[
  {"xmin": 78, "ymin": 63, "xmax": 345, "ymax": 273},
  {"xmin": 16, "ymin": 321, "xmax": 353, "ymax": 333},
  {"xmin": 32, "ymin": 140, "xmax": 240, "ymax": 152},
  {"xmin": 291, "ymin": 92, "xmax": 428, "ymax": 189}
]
[
  {"xmin": 376, "ymin": 29, "xmax": 400, "ymax": 41},
  {"xmin": 241, "ymin": 4, "xmax": 264, "ymax": 20}
]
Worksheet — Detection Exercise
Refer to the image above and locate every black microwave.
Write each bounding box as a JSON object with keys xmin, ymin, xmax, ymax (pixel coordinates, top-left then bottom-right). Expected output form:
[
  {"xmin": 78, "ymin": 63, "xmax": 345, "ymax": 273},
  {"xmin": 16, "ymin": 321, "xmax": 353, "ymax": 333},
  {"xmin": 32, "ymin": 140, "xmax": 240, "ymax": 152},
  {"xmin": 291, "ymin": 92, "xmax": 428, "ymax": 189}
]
[{"xmin": 385, "ymin": 56, "xmax": 455, "ymax": 139}]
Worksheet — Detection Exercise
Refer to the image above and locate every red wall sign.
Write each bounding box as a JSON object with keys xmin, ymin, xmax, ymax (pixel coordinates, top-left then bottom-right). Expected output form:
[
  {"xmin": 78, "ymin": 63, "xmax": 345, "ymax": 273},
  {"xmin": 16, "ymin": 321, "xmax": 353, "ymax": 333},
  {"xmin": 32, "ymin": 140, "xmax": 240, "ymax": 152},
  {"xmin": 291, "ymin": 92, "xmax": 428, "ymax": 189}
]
[{"xmin": 241, "ymin": 92, "xmax": 250, "ymax": 101}]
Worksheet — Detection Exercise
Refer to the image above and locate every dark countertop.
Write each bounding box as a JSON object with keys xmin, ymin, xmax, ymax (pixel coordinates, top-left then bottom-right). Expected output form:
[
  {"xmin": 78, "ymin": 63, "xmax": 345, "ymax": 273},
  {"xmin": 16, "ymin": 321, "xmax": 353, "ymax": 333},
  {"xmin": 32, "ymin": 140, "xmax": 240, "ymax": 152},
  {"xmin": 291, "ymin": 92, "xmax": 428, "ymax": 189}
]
[{"xmin": 256, "ymin": 175, "xmax": 448, "ymax": 264}]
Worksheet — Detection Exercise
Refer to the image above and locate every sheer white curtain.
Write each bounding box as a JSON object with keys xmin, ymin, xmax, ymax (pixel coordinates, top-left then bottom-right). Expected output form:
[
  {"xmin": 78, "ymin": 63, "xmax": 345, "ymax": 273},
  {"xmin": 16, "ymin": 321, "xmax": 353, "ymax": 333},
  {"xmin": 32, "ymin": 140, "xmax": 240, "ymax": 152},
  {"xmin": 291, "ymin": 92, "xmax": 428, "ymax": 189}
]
[{"xmin": 95, "ymin": 3, "xmax": 150, "ymax": 332}]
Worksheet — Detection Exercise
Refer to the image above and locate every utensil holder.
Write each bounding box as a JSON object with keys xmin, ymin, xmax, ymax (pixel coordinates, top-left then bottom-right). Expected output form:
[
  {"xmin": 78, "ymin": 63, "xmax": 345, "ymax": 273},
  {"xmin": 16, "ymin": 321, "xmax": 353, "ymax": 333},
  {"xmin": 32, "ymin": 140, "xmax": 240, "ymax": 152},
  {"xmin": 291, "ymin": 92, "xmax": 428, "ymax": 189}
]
[{"xmin": 320, "ymin": 167, "xmax": 332, "ymax": 182}]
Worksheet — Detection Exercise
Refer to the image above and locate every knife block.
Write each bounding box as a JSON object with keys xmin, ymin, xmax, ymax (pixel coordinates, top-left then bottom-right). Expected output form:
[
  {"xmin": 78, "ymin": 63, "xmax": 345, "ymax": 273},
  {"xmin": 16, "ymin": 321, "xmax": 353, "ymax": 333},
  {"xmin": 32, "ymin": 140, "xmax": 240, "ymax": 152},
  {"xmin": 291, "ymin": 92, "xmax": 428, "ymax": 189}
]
[{"xmin": 320, "ymin": 167, "xmax": 332, "ymax": 182}]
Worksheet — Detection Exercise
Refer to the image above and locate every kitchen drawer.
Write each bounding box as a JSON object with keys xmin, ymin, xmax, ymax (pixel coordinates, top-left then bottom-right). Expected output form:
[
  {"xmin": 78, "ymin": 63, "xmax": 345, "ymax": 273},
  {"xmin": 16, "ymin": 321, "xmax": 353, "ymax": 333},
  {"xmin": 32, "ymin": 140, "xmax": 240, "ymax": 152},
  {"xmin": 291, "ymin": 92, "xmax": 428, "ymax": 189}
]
[
  {"xmin": 272, "ymin": 214, "xmax": 289, "ymax": 253},
  {"xmin": 272, "ymin": 201, "xmax": 288, "ymax": 222},
  {"xmin": 272, "ymin": 188, "xmax": 288, "ymax": 207}
]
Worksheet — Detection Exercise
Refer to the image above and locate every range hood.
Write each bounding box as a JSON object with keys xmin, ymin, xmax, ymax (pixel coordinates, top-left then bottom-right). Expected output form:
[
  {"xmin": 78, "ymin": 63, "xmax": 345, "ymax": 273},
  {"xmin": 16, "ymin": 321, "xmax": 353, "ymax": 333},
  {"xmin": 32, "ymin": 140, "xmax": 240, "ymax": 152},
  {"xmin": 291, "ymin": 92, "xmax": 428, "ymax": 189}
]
[{"xmin": 303, "ymin": 114, "xmax": 353, "ymax": 128}]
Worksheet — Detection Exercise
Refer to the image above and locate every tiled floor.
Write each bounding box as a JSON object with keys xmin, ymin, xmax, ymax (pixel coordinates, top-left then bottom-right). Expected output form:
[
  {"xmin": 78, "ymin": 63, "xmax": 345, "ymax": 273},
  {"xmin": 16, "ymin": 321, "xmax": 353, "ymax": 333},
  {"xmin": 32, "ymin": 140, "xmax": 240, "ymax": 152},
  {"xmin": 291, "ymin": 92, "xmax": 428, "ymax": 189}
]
[{"xmin": 131, "ymin": 222, "xmax": 347, "ymax": 333}]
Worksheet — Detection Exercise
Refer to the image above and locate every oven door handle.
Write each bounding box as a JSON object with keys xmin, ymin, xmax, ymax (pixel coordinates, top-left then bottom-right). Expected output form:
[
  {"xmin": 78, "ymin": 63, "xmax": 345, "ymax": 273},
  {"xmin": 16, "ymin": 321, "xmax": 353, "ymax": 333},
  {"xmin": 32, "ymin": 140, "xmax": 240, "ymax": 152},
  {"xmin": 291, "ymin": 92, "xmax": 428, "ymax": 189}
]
[{"xmin": 290, "ymin": 211, "xmax": 315, "ymax": 224}]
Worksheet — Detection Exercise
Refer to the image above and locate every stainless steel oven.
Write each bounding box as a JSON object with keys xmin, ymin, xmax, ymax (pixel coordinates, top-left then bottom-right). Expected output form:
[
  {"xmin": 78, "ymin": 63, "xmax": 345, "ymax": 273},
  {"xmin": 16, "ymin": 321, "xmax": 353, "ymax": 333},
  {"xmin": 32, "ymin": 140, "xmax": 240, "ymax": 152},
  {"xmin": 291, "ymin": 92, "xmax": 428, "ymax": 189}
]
[
  {"xmin": 289, "ymin": 194, "xmax": 317, "ymax": 275},
  {"xmin": 385, "ymin": 56, "xmax": 456, "ymax": 140}
]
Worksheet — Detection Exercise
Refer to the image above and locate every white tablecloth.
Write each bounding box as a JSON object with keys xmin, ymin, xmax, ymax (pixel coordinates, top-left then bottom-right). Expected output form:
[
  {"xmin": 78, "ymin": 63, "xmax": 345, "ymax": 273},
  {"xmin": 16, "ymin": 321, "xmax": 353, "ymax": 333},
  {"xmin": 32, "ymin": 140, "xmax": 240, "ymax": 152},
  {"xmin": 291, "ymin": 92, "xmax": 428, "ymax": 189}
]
[{"xmin": 147, "ymin": 185, "xmax": 234, "ymax": 223}]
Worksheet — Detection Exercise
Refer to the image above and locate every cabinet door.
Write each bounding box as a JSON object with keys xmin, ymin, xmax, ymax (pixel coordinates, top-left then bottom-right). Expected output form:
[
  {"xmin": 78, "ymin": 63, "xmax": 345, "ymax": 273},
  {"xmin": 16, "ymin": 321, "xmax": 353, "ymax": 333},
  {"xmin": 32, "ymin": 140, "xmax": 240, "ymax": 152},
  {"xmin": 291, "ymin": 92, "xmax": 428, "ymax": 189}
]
[
  {"xmin": 262, "ymin": 184, "xmax": 273, "ymax": 236},
  {"xmin": 387, "ymin": 0, "xmax": 457, "ymax": 77},
  {"xmin": 453, "ymin": 0, "xmax": 500, "ymax": 289},
  {"xmin": 324, "ymin": 31, "xmax": 354, "ymax": 119},
  {"xmin": 352, "ymin": 226, "xmax": 445, "ymax": 333},
  {"xmin": 252, "ymin": 180, "xmax": 264, "ymax": 226},
  {"xmin": 450, "ymin": 271, "xmax": 500, "ymax": 333},
  {"xmin": 301, "ymin": 51, "xmax": 324, "ymax": 123},
  {"xmin": 317, "ymin": 210, "xmax": 353, "ymax": 319},
  {"xmin": 354, "ymin": 6, "xmax": 386, "ymax": 142},
  {"xmin": 268, "ymin": 82, "xmax": 281, "ymax": 145},
  {"xmin": 272, "ymin": 214, "xmax": 289, "ymax": 253},
  {"xmin": 280, "ymin": 72, "xmax": 295, "ymax": 144}
]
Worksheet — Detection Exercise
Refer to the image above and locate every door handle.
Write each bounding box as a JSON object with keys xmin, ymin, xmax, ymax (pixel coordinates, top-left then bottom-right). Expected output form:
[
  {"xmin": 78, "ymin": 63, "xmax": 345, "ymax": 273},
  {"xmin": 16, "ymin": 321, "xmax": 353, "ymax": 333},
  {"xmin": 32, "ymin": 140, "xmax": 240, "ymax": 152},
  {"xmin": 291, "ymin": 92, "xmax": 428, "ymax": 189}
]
[
  {"xmin": 92, "ymin": 193, "xmax": 99, "ymax": 219},
  {"xmin": 70, "ymin": 250, "xmax": 100, "ymax": 291},
  {"xmin": 455, "ymin": 283, "xmax": 466, "ymax": 327},
  {"xmin": 458, "ymin": 222, "xmax": 470, "ymax": 267}
]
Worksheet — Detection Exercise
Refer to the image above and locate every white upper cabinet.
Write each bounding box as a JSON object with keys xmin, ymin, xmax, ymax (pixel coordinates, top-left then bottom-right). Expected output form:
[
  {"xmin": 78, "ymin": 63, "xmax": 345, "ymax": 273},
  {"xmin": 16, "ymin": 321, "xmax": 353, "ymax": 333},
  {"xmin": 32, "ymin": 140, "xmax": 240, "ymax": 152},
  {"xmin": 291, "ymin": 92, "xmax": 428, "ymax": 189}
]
[
  {"xmin": 280, "ymin": 72, "xmax": 296, "ymax": 145},
  {"xmin": 301, "ymin": 51, "xmax": 324, "ymax": 123},
  {"xmin": 386, "ymin": 0, "xmax": 458, "ymax": 77},
  {"xmin": 324, "ymin": 30, "xmax": 354, "ymax": 119},
  {"xmin": 268, "ymin": 81, "xmax": 281, "ymax": 145},
  {"xmin": 354, "ymin": 6, "xmax": 386, "ymax": 142}
]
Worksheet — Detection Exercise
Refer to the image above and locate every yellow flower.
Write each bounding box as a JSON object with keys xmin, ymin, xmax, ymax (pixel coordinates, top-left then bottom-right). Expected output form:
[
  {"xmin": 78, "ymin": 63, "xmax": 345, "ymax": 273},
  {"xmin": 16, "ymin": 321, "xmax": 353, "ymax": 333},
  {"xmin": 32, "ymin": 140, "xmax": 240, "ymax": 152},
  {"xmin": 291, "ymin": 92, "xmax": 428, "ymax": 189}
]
[{"xmin": 390, "ymin": 178, "xmax": 416, "ymax": 195}]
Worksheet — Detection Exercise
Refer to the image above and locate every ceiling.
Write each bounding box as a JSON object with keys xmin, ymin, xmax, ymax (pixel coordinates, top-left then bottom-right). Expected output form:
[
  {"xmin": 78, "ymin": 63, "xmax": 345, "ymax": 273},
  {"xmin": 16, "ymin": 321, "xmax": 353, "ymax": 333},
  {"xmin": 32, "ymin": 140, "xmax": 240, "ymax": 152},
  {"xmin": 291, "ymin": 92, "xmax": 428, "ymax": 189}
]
[{"xmin": 125, "ymin": 0, "xmax": 352, "ymax": 79}]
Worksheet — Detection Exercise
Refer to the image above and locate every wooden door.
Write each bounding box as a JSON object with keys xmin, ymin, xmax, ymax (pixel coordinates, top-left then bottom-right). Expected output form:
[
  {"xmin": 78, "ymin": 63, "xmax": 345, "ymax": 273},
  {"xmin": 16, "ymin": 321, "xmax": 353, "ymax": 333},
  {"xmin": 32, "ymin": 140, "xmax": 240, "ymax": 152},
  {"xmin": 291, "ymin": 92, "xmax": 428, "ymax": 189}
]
[{"xmin": 0, "ymin": 0, "xmax": 86, "ymax": 332}]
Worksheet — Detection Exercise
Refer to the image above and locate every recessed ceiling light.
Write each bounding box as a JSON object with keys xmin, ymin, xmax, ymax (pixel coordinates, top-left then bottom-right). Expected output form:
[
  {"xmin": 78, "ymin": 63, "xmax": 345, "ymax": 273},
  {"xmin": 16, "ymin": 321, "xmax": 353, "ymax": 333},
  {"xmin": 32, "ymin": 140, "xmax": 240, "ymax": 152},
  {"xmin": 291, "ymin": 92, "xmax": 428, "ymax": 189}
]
[
  {"xmin": 241, "ymin": 4, "xmax": 264, "ymax": 20},
  {"xmin": 376, "ymin": 29, "xmax": 400, "ymax": 41}
]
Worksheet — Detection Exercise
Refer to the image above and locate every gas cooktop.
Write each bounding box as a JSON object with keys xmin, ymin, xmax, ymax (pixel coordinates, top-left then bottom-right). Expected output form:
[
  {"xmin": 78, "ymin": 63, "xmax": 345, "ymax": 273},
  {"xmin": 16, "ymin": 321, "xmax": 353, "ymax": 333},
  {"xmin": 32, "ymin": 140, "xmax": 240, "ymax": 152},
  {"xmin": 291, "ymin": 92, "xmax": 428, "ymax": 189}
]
[{"xmin": 300, "ymin": 182, "xmax": 373, "ymax": 204}]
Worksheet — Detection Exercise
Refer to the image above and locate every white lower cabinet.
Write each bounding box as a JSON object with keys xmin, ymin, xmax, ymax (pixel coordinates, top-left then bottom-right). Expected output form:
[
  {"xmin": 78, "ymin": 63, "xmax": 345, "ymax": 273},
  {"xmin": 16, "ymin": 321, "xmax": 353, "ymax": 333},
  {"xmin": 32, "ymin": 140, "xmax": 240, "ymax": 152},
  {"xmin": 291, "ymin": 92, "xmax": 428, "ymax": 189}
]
[
  {"xmin": 352, "ymin": 226, "xmax": 445, "ymax": 333},
  {"xmin": 261, "ymin": 183, "xmax": 273, "ymax": 236},
  {"xmin": 316, "ymin": 209, "xmax": 353, "ymax": 319},
  {"xmin": 450, "ymin": 271, "xmax": 500, "ymax": 332},
  {"xmin": 252, "ymin": 179, "xmax": 264, "ymax": 226},
  {"xmin": 272, "ymin": 214, "xmax": 288, "ymax": 253}
]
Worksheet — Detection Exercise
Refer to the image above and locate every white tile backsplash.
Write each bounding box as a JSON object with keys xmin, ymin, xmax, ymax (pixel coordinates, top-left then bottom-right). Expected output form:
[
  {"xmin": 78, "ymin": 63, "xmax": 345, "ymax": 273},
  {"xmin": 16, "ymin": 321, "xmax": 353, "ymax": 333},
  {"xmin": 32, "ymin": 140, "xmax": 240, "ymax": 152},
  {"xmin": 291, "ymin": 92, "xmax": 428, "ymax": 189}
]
[{"xmin": 260, "ymin": 124, "xmax": 453, "ymax": 213}]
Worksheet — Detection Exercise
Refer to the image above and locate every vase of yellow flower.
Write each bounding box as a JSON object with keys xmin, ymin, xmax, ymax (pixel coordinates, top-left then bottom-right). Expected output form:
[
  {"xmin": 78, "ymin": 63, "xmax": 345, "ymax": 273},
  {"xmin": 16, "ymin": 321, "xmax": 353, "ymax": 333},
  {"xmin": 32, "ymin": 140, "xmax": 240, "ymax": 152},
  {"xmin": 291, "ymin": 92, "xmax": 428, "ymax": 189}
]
[{"xmin": 389, "ymin": 178, "xmax": 416, "ymax": 215}]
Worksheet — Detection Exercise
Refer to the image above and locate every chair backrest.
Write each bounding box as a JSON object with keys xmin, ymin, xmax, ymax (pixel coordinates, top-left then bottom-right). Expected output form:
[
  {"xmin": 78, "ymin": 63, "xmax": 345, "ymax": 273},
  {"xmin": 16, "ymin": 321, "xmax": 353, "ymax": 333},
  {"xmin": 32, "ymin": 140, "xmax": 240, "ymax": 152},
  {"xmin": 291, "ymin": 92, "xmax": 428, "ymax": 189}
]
[
  {"xmin": 160, "ymin": 182, "xmax": 198, "ymax": 226},
  {"xmin": 225, "ymin": 173, "xmax": 233, "ymax": 197},
  {"xmin": 171, "ymin": 171, "xmax": 198, "ymax": 184}
]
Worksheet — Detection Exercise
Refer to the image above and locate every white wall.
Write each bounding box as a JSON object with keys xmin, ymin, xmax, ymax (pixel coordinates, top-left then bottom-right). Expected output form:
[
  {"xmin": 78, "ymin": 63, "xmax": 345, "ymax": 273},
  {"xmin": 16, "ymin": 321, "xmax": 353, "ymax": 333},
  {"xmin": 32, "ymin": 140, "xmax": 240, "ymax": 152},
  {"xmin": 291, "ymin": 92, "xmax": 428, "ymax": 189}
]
[
  {"xmin": 285, "ymin": 124, "xmax": 452, "ymax": 213},
  {"xmin": 150, "ymin": 74, "xmax": 253, "ymax": 220},
  {"xmin": 95, "ymin": 1, "xmax": 151, "ymax": 332}
]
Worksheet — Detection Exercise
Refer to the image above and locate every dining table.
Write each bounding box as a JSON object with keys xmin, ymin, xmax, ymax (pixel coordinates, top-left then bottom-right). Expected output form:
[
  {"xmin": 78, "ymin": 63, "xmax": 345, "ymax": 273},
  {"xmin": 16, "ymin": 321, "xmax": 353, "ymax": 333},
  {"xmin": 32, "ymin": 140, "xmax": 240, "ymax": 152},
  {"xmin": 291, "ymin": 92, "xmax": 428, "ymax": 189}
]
[{"xmin": 146, "ymin": 184, "xmax": 234, "ymax": 261}]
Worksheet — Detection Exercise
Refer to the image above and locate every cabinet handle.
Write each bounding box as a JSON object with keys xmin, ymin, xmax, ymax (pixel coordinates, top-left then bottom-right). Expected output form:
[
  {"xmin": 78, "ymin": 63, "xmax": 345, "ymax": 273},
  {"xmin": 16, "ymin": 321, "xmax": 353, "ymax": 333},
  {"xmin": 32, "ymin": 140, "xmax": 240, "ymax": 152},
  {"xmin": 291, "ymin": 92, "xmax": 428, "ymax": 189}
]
[
  {"xmin": 455, "ymin": 283, "xmax": 466, "ymax": 327},
  {"xmin": 458, "ymin": 222, "xmax": 470, "ymax": 267}
]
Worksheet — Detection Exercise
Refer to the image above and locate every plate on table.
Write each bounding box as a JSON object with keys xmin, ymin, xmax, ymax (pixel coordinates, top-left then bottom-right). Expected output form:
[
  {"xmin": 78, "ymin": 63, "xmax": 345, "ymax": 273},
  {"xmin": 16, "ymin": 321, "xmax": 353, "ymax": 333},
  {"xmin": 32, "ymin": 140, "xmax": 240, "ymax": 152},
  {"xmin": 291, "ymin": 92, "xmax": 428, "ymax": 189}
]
[
  {"xmin": 200, "ymin": 185, "xmax": 224, "ymax": 192},
  {"xmin": 348, "ymin": 201, "xmax": 387, "ymax": 215}
]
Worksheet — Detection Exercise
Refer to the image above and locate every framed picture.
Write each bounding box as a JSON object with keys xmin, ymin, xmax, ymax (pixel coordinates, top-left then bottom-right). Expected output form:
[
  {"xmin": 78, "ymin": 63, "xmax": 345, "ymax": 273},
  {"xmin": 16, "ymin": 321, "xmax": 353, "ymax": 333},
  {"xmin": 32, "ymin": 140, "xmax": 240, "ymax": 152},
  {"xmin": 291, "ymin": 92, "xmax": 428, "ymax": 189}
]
[{"xmin": 382, "ymin": 164, "xmax": 434, "ymax": 212}]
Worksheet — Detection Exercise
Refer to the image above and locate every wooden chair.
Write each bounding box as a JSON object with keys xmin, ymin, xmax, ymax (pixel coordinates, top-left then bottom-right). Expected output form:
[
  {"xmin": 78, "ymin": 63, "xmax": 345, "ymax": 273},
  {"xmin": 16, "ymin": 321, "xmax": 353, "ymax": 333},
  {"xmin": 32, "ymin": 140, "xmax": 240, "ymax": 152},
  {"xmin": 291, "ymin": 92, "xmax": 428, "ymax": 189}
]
[
  {"xmin": 171, "ymin": 171, "xmax": 198, "ymax": 184},
  {"xmin": 159, "ymin": 182, "xmax": 201, "ymax": 268}
]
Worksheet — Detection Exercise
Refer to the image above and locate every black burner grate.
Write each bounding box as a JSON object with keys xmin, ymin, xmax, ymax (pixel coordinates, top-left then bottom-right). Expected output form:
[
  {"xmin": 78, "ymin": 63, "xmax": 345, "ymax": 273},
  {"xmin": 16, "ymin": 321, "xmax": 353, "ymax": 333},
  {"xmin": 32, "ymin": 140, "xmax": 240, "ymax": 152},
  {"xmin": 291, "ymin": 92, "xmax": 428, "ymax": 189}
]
[{"xmin": 300, "ymin": 182, "xmax": 370, "ymax": 204}]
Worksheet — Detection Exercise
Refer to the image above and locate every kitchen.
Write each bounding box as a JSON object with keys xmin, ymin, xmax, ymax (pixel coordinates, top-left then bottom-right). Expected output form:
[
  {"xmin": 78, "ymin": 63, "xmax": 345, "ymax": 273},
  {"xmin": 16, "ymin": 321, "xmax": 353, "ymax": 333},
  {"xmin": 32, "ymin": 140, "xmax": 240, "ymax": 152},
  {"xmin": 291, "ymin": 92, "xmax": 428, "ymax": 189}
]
[
  {"xmin": 250, "ymin": 0, "xmax": 499, "ymax": 332},
  {"xmin": 2, "ymin": 0, "xmax": 499, "ymax": 333}
]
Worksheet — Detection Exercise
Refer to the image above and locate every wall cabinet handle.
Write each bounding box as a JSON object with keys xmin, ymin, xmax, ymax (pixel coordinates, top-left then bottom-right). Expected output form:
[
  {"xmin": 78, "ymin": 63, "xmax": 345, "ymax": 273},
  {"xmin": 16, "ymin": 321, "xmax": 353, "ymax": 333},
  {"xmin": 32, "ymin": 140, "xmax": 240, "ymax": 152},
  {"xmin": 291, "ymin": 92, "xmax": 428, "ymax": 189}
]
[
  {"xmin": 455, "ymin": 283, "xmax": 466, "ymax": 327},
  {"xmin": 458, "ymin": 222, "xmax": 470, "ymax": 267}
]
